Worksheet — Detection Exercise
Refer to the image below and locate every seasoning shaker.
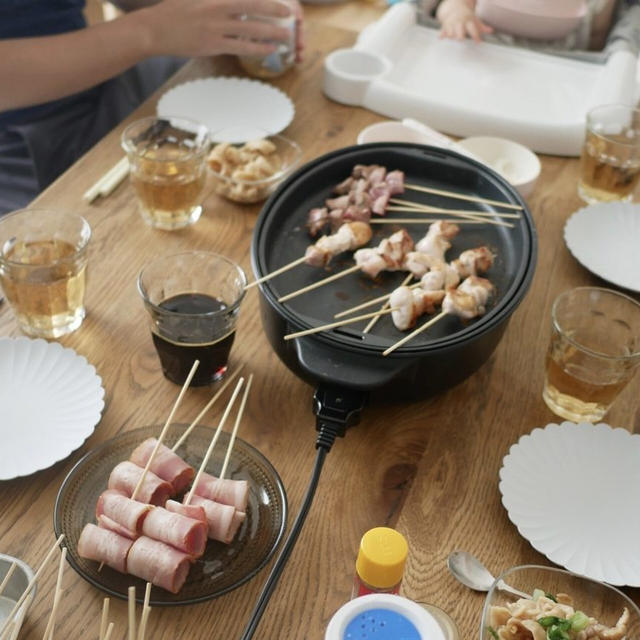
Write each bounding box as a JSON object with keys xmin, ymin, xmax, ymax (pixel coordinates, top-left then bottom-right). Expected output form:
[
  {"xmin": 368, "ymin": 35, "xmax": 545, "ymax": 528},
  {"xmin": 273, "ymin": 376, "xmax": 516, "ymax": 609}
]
[{"xmin": 352, "ymin": 527, "xmax": 408, "ymax": 598}]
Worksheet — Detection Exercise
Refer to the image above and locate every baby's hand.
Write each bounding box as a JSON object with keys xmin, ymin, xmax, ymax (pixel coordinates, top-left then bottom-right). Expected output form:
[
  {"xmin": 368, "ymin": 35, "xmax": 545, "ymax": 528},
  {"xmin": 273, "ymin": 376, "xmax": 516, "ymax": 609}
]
[{"xmin": 436, "ymin": 0, "xmax": 493, "ymax": 43}]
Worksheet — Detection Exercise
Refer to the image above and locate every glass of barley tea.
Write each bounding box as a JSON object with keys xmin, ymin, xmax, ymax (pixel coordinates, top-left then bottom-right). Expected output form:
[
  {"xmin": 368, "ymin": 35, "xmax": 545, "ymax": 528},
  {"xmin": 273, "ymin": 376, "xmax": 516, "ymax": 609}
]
[
  {"xmin": 0, "ymin": 209, "xmax": 90, "ymax": 338},
  {"xmin": 543, "ymin": 287, "xmax": 640, "ymax": 423},
  {"xmin": 137, "ymin": 252, "xmax": 246, "ymax": 386},
  {"xmin": 122, "ymin": 117, "xmax": 210, "ymax": 230},
  {"xmin": 578, "ymin": 104, "xmax": 640, "ymax": 204}
]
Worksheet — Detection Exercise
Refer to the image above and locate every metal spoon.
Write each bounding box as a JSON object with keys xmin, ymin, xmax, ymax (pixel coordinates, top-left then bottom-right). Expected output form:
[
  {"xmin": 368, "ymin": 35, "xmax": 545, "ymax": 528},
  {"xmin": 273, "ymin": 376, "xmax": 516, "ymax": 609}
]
[{"xmin": 447, "ymin": 550, "xmax": 530, "ymax": 599}]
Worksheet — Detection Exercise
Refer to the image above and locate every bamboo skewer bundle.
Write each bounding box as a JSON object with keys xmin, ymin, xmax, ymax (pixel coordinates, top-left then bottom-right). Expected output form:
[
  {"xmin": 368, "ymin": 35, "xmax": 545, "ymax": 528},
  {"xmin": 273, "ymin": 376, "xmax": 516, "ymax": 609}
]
[
  {"xmin": 185, "ymin": 377, "xmax": 246, "ymax": 506},
  {"xmin": 0, "ymin": 534, "xmax": 65, "ymax": 640}
]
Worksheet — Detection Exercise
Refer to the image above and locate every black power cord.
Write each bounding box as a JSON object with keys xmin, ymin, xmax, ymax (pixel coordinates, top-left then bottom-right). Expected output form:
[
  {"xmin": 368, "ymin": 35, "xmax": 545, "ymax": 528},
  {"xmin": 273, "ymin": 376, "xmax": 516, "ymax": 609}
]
[{"xmin": 239, "ymin": 385, "xmax": 367, "ymax": 640}]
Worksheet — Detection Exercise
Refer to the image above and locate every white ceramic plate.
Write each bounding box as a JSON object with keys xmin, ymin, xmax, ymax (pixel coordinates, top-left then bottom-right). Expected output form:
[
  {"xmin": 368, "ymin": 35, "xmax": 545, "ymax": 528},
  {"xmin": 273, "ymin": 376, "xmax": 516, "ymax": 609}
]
[
  {"xmin": 564, "ymin": 202, "xmax": 640, "ymax": 293},
  {"xmin": 156, "ymin": 77, "xmax": 295, "ymax": 143},
  {"xmin": 0, "ymin": 337, "xmax": 104, "ymax": 480},
  {"xmin": 499, "ymin": 422, "xmax": 640, "ymax": 586}
]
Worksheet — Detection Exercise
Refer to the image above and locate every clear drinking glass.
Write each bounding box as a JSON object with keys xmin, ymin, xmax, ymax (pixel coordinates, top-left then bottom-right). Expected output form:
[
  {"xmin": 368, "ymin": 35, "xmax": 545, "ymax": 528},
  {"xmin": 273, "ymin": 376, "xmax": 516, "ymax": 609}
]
[
  {"xmin": 0, "ymin": 209, "xmax": 90, "ymax": 338},
  {"xmin": 542, "ymin": 287, "xmax": 640, "ymax": 422},
  {"xmin": 137, "ymin": 252, "xmax": 246, "ymax": 386},
  {"xmin": 122, "ymin": 116, "xmax": 210, "ymax": 230},
  {"xmin": 237, "ymin": 0, "xmax": 295, "ymax": 79},
  {"xmin": 578, "ymin": 104, "xmax": 640, "ymax": 204}
]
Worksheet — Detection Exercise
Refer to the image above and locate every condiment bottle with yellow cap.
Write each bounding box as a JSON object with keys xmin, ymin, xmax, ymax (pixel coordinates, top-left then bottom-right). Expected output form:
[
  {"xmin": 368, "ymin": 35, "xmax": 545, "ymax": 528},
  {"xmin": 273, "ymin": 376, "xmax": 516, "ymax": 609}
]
[{"xmin": 352, "ymin": 527, "xmax": 408, "ymax": 599}]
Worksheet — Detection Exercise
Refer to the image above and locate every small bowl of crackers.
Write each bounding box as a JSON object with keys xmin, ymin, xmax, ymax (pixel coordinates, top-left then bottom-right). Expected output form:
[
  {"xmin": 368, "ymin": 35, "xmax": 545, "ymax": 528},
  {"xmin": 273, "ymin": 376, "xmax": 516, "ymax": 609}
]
[{"xmin": 207, "ymin": 128, "xmax": 302, "ymax": 204}]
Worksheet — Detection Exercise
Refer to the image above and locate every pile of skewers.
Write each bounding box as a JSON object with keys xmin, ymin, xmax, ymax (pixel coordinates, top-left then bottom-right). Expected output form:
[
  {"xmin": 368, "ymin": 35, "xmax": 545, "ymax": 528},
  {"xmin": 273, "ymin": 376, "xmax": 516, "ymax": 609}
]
[
  {"xmin": 0, "ymin": 539, "xmax": 153, "ymax": 640},
  {"xmin": 245, "ymin": 164, "xmax": 518, "ymax": 353},
  {"xmin": 78, "ymin": 362, "xmax": 254, "ymax": 593}
]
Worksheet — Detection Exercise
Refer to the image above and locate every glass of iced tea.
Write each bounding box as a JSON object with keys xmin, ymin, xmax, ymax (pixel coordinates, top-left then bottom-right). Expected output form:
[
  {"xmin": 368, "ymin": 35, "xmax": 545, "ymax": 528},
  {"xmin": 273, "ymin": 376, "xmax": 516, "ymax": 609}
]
[
  {"xmin": 0, "ymin": 209, "xmax": 90, "ymax": 338},
  {"xmin": 137, "ymin": 252, "xmax": 246, "ymax": 386},
  {"xmin": 122, "ymin": 116, "xmax": 210, "ymax": 230},
  {"xmin": 578, "ymin": 104, "xmax": 640, "ymax": 204},
  {"xmin": 543, "ymin": 287, "xmax": 640, "ymax": 423}
]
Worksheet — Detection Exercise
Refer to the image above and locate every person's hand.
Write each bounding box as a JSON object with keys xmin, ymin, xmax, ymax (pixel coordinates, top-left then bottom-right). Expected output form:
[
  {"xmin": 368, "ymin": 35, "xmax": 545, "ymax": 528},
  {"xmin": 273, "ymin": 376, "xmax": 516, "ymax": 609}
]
[
  {"xmin": 436, "ymin": 0, "xmax": 492, "ymax": 43},
  {"xmin": 140, "ymin": 0, "xmax": 300, "ymax": 58}
]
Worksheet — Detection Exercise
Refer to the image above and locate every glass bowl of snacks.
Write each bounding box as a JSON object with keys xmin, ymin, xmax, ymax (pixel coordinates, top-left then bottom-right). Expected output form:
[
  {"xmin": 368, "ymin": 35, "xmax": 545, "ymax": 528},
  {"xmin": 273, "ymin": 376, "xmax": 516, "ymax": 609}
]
[
  {"xmin": 480, "ymin": 565, "xmax": 640, "ymax": 640},
  {"xmin": 207, "ymin": 128, "xmax": 301, "ymax": 204}
]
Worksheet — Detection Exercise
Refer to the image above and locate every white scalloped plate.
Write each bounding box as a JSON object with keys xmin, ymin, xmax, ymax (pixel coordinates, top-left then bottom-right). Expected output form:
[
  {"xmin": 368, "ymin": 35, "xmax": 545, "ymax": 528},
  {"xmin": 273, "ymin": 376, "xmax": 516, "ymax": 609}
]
[
  {"xmin": 564, "ymin": 202, "xmax": 640, "ymax": 293},
  {"xmin": 0, "ymin": 337, "xmax": 105, "ymax": 480},
  {"xmin": 499, "ymin": 422, "xmax": 640, "ymax": 586},
  {"xmin": 156, "ymin": 77, "xmax": 295, "ymax": 143}
]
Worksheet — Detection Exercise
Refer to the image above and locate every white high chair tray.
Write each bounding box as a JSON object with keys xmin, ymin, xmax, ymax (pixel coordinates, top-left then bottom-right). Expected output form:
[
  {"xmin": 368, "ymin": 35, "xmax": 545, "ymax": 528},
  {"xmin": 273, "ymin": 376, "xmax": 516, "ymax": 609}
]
[{"xmin": 323, "ymin": 4, "xmax": 638, "ymax": 156}]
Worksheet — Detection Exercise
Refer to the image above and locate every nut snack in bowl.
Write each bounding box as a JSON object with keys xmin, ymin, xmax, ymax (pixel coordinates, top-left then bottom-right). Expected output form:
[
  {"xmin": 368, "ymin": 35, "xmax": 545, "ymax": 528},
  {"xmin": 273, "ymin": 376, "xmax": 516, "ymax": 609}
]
[
  {"xmin": 207, "ymin": 133, "xmax": 301, "ymax": 204},
  {"xmin": 480, "ymin": 565, "xmax": 640, "ymax": 640}
]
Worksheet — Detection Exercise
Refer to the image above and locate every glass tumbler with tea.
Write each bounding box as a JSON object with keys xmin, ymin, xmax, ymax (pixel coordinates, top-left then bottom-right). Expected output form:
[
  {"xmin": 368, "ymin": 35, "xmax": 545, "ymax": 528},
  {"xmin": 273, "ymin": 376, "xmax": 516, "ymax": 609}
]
[
  {"xmin": 543, "ymin": 287, "xmax": 640, "ymax": 423},
  {"xmin": 0, "ymin": 209, "xmax": 90, "ymax": 338},
  {"xmin": 578, "ymin": 104, "xmax": 640, "ymax": 204},
  {"xmin": 122, "ymin": 116, "xmax": 210, "ymax": 230},
  {"xmin": 237, "ymin": 0, "xmax": 296, "ymax": 79},
  {"xmin": 137, "ymin": 252, "xmax": 246, "ymax": 386}
]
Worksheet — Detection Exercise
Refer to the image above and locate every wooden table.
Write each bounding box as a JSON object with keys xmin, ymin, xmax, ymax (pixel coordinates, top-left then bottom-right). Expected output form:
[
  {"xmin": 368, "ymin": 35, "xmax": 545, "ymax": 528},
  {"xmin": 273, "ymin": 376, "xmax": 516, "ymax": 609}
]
[{"xmin": 1, "ymin": 17, "xmax": 639, "ymax": 640}]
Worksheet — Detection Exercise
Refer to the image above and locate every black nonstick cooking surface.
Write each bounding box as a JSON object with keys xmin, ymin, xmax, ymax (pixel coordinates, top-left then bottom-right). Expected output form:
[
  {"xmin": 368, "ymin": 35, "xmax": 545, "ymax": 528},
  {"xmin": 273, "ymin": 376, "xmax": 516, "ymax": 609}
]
[{"xmin": 253, "ymin": 143, "xmax": 536, "ymax": 354}]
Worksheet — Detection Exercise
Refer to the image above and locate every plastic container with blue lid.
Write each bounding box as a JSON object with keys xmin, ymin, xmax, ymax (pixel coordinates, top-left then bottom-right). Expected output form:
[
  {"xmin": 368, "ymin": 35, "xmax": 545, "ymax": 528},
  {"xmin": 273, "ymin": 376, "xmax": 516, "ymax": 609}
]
[{"xmin": 325, "ymin": 594, "xmax": 450, "ymax": 640}]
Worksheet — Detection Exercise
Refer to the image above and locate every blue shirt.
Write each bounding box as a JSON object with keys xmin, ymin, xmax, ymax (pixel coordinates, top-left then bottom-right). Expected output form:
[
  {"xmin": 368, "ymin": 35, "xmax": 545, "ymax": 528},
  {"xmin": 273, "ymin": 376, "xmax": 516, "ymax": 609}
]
[{"xmin": 0, "ymin": 0, "xmax": 91, "ymax": 128}]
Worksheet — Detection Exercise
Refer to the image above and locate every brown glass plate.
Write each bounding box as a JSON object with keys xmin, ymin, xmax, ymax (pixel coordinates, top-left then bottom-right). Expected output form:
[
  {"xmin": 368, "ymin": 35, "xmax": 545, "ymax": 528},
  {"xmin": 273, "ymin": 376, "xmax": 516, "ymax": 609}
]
[{"xmin": 53, "ymin": 424, "xmax": 287, "ymax": 606}]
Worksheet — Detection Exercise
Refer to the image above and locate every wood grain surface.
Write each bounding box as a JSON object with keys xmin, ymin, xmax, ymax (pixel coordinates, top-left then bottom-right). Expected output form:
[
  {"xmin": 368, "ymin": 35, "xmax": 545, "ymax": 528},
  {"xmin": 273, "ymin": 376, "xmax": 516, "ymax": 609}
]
[{"xmin": 1, "ymin": 14, "xmax": 639, "ymax": 640}]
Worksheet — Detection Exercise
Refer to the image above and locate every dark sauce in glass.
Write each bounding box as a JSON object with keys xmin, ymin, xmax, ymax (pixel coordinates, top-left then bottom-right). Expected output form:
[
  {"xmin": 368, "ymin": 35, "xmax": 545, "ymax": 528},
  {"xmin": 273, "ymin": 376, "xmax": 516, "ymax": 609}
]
[{"xmin": 151, "ymin": 293, "xmax": 235, "ymax": 386}]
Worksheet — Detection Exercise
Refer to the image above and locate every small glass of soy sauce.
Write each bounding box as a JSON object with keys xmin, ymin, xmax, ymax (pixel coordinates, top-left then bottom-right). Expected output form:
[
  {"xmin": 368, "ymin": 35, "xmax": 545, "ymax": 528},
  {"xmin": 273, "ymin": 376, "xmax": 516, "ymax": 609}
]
[{"xmin": 137, "ymin": 252, "xmax": 246, "ymax": 386}]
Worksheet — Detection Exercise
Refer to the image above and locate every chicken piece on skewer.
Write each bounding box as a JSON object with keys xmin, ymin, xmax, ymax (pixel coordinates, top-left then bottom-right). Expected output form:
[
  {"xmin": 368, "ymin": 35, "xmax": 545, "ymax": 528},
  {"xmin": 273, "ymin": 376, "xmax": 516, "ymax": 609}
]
[
  {"xmin": 304, "ymin": 221, "xmax": 372, "ymax": 268},
  {"xmin": 451, "ymin": 246, "xmax": 494, "ymax": 278},
  {"xmin": 354, "ymin": 228, "xmax": 414, "ymax": 279},
  {"xmin": 307, "ymin": 207, "xmax": 329, "ymax": 236},
  {"xmin": 415, "ymin": 220, "xmax": 460, "ymax": 261},
  {"xmin": 389, "ymin": 286, "xmax": 446, "ymax": 331},
  {"xmin": 420, "ymin": 260, "xmax": 461, "ymax": 291},
  {"xmin": 442, "ymin": 276, "xmax": 494, "ymax": 320}
]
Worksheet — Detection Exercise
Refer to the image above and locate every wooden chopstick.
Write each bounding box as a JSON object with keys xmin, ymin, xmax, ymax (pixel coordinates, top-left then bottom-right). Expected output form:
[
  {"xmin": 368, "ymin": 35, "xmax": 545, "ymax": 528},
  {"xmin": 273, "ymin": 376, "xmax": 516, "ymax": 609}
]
[{"xmin": 83, "ymin": 157, "xmax": 129, "ymax": 204}]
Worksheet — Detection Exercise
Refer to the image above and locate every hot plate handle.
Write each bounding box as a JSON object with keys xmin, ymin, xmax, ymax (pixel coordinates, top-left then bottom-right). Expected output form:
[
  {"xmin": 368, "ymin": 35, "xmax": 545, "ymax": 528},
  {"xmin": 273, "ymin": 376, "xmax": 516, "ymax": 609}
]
[{"xmin": 313, "ymin": 384, "xmax": 367, "ymax": 439}]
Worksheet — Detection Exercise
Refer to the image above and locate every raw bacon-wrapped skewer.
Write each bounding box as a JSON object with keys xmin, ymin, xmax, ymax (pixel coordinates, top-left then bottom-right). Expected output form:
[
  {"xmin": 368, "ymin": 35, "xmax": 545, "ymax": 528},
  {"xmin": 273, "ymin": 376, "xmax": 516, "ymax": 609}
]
[
  {"xmin": 245, "ymin": 221, "xmax": 373, "ymax": 289},
  {"xmin": 130, "ymin": 438, "xmax": 195, "ymax": 494},
  {"xmin": 383, "ymin": 276, "xmax": 495, "ymax": 356},
  {"xmin": 107, "ymin": 461, "xmax": 172, "ymax": 507}
]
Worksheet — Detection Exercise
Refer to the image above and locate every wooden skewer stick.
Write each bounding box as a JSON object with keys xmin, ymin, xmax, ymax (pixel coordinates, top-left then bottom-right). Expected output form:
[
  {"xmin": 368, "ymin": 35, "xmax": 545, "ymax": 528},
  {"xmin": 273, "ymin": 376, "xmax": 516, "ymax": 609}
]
[
  {"xmin": 103, "ymin": 622, "xmax": 115, "ymax": 640},
  {"xmin": 382, "ymin": 311, "xmax": 448, "ymax": 357},
  {"xmin": 0, "ymin": 562, "xmax": 17, "ymax": 597},
  {"xmin": 278, "ymin": 265, "xmax": 360, "ymax": 303},
  {"xmin": 389, "ymin": 199, "xmax": 521, "ymax": 219},
  {"xmin": 42, "ymin": 547, "xmax": 67, "ymax": 640},
  {"xmin": 371, "ymin": 217, "xmax": 491, "ymax": 225},
  {"xmin": 99, "ymin": 598, "xmax": 110, "ymax": 640},
  {"xmin": 171, "ymin": 364, "xmax": 245, "ymax": 452},
  {"xmin": 334, "ymin": 282, "xmax": 421, "ymax": 318},
  {"xmin": 136, "ymin": 583, "xmax": 152, "ymax": 640},
  {"xmin": 0, "ymin": 534, "xmax": 65, "ymax": 639},
  {"xmin": 219, "ymin": 374, "xmax": 253, "ymax": 481},
  {"xmin": 284, "ymin": 308, "xmax": 398, "ymax": 341},
  {"xmin": 404, "ymin": 183, "xmax": 523, "ymax": 210},
  {"xmin": 244, "ymin": 256, "xmax": 307, "ymax": 290},
  {"xmin": 386, "ymin": 201, "xmax": 515, "ymax": 228},
  {"xmin": 363, "ymin": 273, "xmax": 413, "ymax": 335},
  {"xmin": 131, "ymin": 360, "xmax": 199, "ymax": 500},
  {"xmin": 128, "ymin": 586, "xmax": 136, "ymax": 640},
  {"xmin": 185, "ymin": 377, "xmax": 245, "ymax": 506}
]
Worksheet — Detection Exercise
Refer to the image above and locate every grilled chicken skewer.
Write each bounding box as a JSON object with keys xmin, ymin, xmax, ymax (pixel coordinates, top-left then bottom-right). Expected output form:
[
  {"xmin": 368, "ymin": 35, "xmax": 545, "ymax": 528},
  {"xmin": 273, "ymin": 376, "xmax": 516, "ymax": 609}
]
[
  {"xmin": 245, "ymin": 221, "xmax": 372, "ymax": 289},
  {"xmin": 383, "ymin": 276, "xmax": 495, "ymax": 356},
  {"xmin": 278, "ymin": 228, "xmax": 415, "ymax": 303}
]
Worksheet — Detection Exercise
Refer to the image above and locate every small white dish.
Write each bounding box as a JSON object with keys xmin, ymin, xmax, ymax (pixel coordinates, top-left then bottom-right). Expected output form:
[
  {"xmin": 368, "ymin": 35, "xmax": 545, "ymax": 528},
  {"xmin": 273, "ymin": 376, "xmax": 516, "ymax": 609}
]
[
  {"xmin": 457, "ymin": 136, "xmax": 540, "ymax": 198},
  {"xmin": 564, "ymin": 202, "xmax": 640, "ymax": 293},
  {"xmin": 499, "ymin": 421, "xmax": 640, "ymax": 586},
  {"xmin": 0, "ymin": 337, "xmax": 105, "ymax": 480},
  {"xmin": 157, "ymin": 77, "xmax": 295, "ymax": 143},
  {"xmin": 0, "ymin": 554, "xmax": 35, "ymax": 640},
  {"xmin": 357, "ymin": 120, "xmax": 435, "ymax": 145}
]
